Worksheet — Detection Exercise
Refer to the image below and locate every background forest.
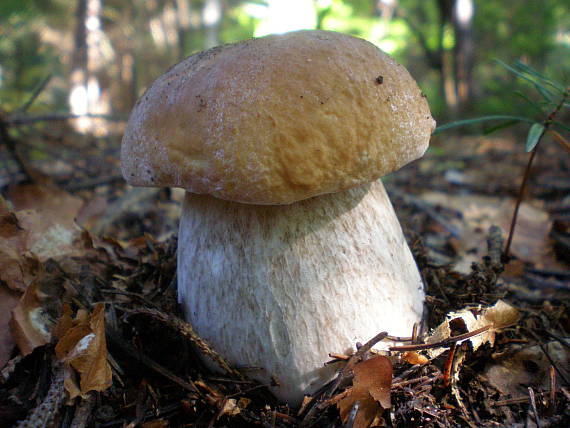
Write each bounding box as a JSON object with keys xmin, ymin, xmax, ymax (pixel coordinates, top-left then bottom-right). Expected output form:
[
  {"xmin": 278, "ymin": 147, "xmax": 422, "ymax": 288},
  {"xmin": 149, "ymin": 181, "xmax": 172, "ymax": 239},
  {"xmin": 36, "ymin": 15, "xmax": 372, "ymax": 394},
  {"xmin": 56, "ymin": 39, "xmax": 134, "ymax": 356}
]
[{"xmin": 1, "ymin": 0, "xmax": 569, "ymax": 128}]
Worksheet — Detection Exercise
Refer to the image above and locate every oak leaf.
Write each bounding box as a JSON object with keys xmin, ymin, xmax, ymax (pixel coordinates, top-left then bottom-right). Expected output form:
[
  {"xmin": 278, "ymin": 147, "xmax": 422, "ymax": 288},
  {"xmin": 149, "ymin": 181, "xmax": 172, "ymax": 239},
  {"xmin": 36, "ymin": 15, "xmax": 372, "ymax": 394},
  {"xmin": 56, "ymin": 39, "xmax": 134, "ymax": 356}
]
[{"xmin": 337, "ymin": 356, "xmax": 392, "ymax": 428}]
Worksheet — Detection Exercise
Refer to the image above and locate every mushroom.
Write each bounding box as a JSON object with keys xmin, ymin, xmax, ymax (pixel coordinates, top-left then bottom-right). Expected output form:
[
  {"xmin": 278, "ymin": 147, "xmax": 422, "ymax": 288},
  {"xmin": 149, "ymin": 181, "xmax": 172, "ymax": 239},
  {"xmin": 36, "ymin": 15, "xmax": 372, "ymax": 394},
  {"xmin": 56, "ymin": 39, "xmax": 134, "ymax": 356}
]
[{"xmin": 121, "ymin": 30, "xmax": 435, "ymax": 405}]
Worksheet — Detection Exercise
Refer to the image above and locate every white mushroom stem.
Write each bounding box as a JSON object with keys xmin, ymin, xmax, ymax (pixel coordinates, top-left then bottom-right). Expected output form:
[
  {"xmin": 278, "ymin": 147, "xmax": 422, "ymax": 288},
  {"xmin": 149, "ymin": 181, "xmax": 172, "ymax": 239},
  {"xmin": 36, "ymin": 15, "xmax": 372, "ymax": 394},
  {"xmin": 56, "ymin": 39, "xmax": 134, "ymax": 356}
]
[{"xmin": 177, "ymin": 180, "xmax": 424, "ymax": 405}]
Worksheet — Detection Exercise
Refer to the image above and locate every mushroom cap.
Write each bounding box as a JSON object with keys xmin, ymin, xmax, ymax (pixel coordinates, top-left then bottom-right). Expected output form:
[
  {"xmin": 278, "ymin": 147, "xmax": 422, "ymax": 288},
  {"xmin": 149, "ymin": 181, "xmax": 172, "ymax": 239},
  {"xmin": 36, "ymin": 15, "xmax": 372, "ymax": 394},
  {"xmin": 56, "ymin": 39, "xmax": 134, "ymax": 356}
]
[{"xmin": 121, "ymin": 30, "xmax": 435, "ymax": 205}]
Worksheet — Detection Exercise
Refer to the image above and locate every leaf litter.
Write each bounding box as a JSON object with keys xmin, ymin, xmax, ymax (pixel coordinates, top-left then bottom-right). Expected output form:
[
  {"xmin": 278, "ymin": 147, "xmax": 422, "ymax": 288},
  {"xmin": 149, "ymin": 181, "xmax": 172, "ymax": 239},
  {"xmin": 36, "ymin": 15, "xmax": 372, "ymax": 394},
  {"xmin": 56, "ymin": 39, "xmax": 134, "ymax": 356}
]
[{"xmin": 0, "ymin": 132, "xmax": 569, "ymax": 427}]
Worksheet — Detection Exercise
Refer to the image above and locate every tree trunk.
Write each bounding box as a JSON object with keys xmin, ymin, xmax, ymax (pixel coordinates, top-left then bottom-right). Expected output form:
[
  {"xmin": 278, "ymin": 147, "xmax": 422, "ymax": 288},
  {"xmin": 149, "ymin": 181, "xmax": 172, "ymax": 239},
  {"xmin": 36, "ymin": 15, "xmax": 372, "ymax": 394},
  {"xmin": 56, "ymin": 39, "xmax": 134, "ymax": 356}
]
[
  {"xmin": 452, "ymin": 0, "xmax": 474, "ymax": 113},
  {"xmin": 202, "ymin": 0, "xmax": 222, "ymax": 49}
]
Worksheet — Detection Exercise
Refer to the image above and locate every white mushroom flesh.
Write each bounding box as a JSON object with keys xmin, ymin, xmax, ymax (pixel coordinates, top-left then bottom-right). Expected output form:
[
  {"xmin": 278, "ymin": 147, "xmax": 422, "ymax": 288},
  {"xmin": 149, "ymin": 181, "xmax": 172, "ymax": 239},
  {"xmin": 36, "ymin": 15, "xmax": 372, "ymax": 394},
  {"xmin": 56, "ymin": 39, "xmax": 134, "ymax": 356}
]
[{"xmin": 177, "ymin": 179, "xmax": 424, "ymax": 405}]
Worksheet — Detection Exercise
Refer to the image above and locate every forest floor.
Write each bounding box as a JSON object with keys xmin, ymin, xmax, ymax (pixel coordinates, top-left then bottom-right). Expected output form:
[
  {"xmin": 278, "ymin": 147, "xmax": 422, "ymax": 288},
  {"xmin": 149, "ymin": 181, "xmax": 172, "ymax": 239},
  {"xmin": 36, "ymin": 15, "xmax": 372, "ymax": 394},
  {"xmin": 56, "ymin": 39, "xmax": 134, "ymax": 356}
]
[{"xmin": 0, "ymin": 119, "xmax": 569, "ymax": 427}]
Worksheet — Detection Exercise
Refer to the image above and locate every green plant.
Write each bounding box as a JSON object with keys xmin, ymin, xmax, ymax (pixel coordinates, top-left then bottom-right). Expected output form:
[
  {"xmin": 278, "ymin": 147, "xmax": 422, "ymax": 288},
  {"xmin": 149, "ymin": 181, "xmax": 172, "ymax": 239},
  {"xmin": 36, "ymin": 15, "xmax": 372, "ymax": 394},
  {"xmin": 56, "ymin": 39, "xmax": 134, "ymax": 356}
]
[{"xmin": 434, "ymin": 60, "xmax": 569, "ymax": 260}]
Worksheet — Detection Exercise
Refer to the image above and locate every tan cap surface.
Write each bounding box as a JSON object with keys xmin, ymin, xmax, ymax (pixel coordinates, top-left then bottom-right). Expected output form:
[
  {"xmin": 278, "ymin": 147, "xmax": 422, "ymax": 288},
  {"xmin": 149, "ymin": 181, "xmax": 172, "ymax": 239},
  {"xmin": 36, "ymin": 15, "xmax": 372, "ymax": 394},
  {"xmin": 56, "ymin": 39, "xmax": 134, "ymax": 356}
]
[{"xmin": 121, "ymin": 30, "xmax": 435, "ymax": 204}]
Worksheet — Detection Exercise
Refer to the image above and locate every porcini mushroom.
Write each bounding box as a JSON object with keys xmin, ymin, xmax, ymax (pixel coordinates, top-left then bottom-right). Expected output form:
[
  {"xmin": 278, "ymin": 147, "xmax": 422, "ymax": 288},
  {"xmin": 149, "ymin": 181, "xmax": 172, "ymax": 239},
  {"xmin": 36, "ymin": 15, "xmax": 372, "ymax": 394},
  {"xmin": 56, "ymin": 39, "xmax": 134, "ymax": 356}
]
[{"xmin": 121, "ymin": 30, "xmax": 435, "ymax": 405}]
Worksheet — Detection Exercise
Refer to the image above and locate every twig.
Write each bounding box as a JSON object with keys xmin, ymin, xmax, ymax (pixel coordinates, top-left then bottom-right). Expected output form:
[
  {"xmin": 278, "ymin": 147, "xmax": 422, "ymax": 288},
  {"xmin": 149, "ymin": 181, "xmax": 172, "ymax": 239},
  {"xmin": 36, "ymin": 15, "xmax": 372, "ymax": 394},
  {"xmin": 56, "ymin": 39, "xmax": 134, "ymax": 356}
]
[
  {"xmin": 106, "ymin": 332, "xmax": 203, "ymax": 396},
  {"xmin": 527, "ymin": 387, "xmax": 542, "ymax": 428},
  {"xmin": 389, "ymin": 325, "xmax": 491, "ymax": 352},
  {"xmin": 0, "ymin": 115, "xmax": 35, "ymax": 182},
  {"xmin": 325, "ymin": 331, "xmax": 389, "ymax": 398},
  {"xmin": 503, "ymin": 145, "xmax": 539, "ymax": 259},
  {"xmin": 391, "ymin": 375, "xmax": 432, "ymax": 389},
  {"xmin": 15, "ymin": 364, "xmax": 66, "ymax": 428},
  {"xmin": 125, "ymin": 307, "xmax": 244, "ymax": 379},
  {"xmin": 299, "ymin": 331, "xmax": 388, "ymax": 427},
  {"xmin": 527, "ymin": 330, "xmax": 570, "ymax": 386},
  {"xmin": 441, "ymin": 342, "xmax": 457, "ymax": 388},
  {"xmin": 17, "ymin": 74, "xmax": 52, "ymax": 113},
  {"xmin": 494, "ymin": 390, "xmax": 552, "ymax": 406},
  {"xmin": 548, "ymin": 366, "xmax": 556, "ymax": 416}
]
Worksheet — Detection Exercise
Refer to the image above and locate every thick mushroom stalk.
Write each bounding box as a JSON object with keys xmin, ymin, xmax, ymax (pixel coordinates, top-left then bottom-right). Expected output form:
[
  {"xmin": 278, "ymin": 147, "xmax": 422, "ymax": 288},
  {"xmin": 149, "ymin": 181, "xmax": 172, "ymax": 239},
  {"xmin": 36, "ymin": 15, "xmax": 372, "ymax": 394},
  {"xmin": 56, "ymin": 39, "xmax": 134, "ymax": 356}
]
[{"xmin": 177, "ymin": 180, "xmax": 423, "ymax": 404}]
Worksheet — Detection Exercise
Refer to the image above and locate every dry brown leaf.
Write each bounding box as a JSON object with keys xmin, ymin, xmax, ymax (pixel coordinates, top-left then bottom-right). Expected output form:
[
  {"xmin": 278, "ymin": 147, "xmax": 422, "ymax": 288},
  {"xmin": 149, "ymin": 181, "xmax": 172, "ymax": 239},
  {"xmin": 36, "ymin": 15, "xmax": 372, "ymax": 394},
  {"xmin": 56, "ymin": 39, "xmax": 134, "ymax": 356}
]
[
  {"xmin": 55, "ymin": 304, "xmax": 112, "ymax": 399},
  {"xmin": 426, "ymin": 300, "xmax": 519, "ymax": 359},
  {"xmin": 0, "ymin": 210, "xmax": 40, "ymax": 292},
  {"xmin": 10, "ymin": 278, "xmax": 55, "ymax": 356},
  {"xmin": 0, "ymin": 287, "xmax": 20, "ymax": 368},
  {"xmin": 8, "ymin": 183, "xmax": 83, "ymax": 224},
  {"xmin": 420, "ymin": 192, "xmax": 561, "ymax": 271},
  {"xmin": 485, "ymin": 340, "xmax": 570, "ymax": 396},
  {"xmin": 471, "ymin": 300, "xmax": 520, "ymax": 349},
  {"xmin": 337, "ymin": 356, "xmax": 392, "ymax": 428},
  {"xmin": 52, "ymin": 304, "xmax": 75, "ymax": 341}
]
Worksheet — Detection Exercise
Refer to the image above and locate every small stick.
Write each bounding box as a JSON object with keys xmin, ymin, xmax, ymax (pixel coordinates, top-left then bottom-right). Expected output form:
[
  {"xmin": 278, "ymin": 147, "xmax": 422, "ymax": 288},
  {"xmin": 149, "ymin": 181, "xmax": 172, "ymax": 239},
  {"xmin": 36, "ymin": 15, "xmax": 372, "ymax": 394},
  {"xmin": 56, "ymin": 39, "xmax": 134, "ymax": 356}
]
[
  {"xmin": 316, "ymin": 388, "xmax": 351, "ymax": 408},
  {"xmin": 548, "ymin": 366, "xmax": 556, "ymax": 416},
  {"xmin": 326, "ymin": 331, "xmax": 388, "ymax": 397},
  {"xmin": 392, "ymin": 375, "xmax": 432, "ymax": 388},
  {"xmin": 441, "ymin": 343, "xmax": 457, "ymax": 388},
  {"xmin": 17, "ymin": 74, "xmax": 52, "ymax": 113},
  {"xmin": 494, "ymin": 390, "xmax": 552, "ymax": 406},
  {"xmin": 390, "ymin": 325, "xmax": 491, "ymax": 352},
  {"xmin": 107, "ymin": 333, "xmax": 202, "ymax": 396},
  {"xmin": 125, "ymin": 307, "xmax": 243, "ymax": 379},
  {"xmin": 15, "ymin": 364, "xmax": 66, "ymax": 428},
  {"xmin": 300, "ymin": 331, "xmax": 388, "ymax": 426},
  {"xmin": 527, "ymin": 387, "xmax": 541, "ymax": 428}
]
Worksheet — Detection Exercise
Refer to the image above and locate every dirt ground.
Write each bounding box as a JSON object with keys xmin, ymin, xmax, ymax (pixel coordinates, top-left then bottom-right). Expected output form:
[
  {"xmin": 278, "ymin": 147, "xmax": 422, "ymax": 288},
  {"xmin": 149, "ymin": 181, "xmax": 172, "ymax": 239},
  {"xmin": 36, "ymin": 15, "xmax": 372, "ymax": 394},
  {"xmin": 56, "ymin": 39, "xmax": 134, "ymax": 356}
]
[{"xmin": 0, "ymin": 120, "xmax": 569, "ymax": 427}]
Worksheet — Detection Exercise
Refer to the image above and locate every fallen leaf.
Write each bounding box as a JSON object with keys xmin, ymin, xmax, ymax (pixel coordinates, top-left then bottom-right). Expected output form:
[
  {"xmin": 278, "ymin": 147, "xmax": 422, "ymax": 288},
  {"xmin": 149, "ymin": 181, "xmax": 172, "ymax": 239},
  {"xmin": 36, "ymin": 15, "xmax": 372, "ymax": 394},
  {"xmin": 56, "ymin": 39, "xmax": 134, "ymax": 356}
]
[
  {"xmin": 485, "ymin": 340, "xmax": 570, "ymax": 396},
  {"xmin": 0, "ymin": 287, "xmax": 20, "ymax": 367},
  {"xmin": 0, "ymin": 211, "xmax": 40, "ymax": 292},
  {"xmin": 10, "ymin": 277, "xmax": 58, "ymax": 356},
  {"xmin": 471, "ymin": 300, "xmax": 521, "ymax": 349},
  {"xmin": 338, "ymin": 356, "xmax": 392, "ymax": 428},
  {"xmin": 420, "ymin": 192, "xmax": 561, "ymax": 271},
  {"xmin": 7, "ymin": 183, "xmax": 83, "ymax": 225},
  {"xmin": 55, "ymin": 304, "xmax": 112, "ymax": 399},
  {"xmin": 426, "ymin": 300, "xmax": 520, "ymax": 359}
]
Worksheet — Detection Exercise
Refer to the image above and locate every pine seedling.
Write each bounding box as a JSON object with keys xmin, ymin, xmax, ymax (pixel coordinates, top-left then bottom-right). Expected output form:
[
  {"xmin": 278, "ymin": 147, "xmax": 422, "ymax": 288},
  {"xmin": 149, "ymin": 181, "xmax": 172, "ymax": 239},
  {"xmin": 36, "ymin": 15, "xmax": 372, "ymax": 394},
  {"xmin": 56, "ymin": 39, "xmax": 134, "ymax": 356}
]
[{"xmin": 435, "ymin": 60, "xmax": 569, "ymax": 259}]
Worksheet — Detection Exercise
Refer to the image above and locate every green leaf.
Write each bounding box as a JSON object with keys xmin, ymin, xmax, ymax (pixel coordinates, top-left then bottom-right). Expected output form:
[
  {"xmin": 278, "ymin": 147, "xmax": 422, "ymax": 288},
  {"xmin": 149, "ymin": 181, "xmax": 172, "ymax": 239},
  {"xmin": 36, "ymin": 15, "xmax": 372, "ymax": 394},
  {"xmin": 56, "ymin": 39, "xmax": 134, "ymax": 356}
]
[
  {"xmin": 495, "ymin": 59, "xmax": 556, "ymax": 101},
  {"xmin": 514, "ymin": 61, "xmax": 566, "ymax": 93},
  {"xmin": 483, "ymin": 120, "xmax": 520, "ymax": 135},
  {"xmin": 434, "ymin": 115, "xmax": 534, "ymax": 135},
  {"xmin": 513, "ymin": 91, "xmax": 545, "ymax": 113},
  {"xmin": 525, "ymin": 123, "xmax": 545, "ymax": 152}
]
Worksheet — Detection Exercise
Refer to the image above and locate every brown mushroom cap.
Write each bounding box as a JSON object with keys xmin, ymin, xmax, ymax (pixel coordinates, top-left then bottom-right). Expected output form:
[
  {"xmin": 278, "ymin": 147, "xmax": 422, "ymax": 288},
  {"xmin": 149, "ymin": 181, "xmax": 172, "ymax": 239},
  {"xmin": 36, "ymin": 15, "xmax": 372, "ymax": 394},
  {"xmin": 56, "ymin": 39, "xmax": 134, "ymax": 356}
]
[{"xmin": 121, "ymin": 30, "xmax": 435, "ymax": 205}]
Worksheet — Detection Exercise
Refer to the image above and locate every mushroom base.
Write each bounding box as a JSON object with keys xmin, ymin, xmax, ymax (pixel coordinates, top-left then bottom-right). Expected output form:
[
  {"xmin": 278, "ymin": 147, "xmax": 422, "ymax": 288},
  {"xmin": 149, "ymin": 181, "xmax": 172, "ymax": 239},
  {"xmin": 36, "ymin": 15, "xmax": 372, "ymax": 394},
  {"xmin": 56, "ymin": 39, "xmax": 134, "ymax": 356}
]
[{"xmin": 177, "ymin": 180, "xmax": 424, "ymax": 405}]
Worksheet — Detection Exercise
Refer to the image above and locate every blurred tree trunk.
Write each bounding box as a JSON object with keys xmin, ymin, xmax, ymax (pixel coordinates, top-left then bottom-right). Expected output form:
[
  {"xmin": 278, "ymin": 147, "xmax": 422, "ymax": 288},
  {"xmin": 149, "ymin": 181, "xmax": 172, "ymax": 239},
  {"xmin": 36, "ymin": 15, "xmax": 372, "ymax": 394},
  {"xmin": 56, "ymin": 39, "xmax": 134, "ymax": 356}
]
[
  {"xmin": 202, "ymin": 0, "xmax": 222, "ymax": 49},
  {"xmin": 436, "ymin": 0, "xmax": 458, "ymax": 113},
  {"xmin": 175, "ymin": 0, "xmax": 191, "ymax": 60},
  {"xmin": 69, "ymin": 0, "xmax": 111, "ymax": 134},
  {"xmin": 70, "ymin": 0, "xmax": 88, "ymax": 99},
  {"xmin": 452, "ymin": 0, "xmax": 474, "ymax": 114},
  {"xmin": 399, "ymin": 0, "xmax": 475, "ymax": 116}
]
